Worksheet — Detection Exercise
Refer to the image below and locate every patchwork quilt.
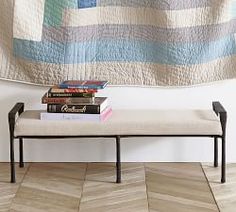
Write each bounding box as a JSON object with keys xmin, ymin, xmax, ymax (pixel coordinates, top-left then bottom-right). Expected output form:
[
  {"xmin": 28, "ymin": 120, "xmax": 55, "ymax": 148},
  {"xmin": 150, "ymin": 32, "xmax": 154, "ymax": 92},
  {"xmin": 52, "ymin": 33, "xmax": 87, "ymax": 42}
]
[{"xmin": 0, "ymin": 0, "xmax": 236, "ymax": 86}]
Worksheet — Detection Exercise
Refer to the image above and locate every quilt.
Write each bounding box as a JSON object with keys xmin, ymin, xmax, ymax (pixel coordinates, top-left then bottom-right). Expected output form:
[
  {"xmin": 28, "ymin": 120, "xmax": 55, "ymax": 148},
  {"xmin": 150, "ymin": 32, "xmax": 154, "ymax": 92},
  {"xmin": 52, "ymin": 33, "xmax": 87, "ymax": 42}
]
[{"xmin": 0, "ymin": 0, "xmax": 236, "ymax": 86}]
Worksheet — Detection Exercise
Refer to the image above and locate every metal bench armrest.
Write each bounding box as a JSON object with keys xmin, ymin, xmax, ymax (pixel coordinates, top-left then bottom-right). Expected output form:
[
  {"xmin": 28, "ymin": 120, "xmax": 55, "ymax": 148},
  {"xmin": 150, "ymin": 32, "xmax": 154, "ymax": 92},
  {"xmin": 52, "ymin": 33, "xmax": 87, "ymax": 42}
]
[
  {"xmin": 9, "ymin": 103, "xmax": 24, "ymax": 119},
  {"xmin": 212, "ymin": 101, "xmax": 227, "ymax": 134},
  {"xmin": 8, "ymin": 103, "xmax": 24, "ymax": 136},
  {"xmin": 212, "ymin": 101, "xmax": 226, "ymax": 114}
]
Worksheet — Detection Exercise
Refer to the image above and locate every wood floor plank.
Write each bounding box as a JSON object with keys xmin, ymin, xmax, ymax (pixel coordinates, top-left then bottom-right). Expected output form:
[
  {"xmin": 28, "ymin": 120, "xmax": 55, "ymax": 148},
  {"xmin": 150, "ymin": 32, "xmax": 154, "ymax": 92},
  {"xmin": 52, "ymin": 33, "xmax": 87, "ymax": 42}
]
[
  {"xmin": 0, "ymin": 163, "xmax": 29, "ymax": 212},
  {"xmin": 79, "ymin": 163, "xmax": 149, "ymax": 212},
  {"xmin": 9, "ymin": 163, "xmax": 87, "ymax": 212},
  {"xmin": 1, "ymin": 162, "xmax": 233, "ymax": 212},
  {"xmin": 203, "ymin": 163, "xmax": 236, "ymax": 212},
  {"xmin": 145, "ymin": 163, "xmax": 218, "ymax": 212}
]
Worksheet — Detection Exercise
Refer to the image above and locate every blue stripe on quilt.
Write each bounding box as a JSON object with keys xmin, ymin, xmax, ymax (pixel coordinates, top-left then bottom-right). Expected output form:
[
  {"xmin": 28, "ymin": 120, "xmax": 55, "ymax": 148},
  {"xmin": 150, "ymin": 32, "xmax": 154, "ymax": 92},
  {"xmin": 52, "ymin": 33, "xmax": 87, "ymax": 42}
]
[{"xmin": 13, "ymin": 35, "xmax": 236, "ymax": 65}]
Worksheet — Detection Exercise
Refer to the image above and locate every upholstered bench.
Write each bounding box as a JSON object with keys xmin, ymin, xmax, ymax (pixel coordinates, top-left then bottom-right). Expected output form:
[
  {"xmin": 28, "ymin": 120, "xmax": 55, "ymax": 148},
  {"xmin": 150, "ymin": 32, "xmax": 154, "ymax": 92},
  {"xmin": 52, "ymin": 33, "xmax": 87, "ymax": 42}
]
[{"xmin": 8, "ymin": 102, "xmax": 227, "ymax": 183}]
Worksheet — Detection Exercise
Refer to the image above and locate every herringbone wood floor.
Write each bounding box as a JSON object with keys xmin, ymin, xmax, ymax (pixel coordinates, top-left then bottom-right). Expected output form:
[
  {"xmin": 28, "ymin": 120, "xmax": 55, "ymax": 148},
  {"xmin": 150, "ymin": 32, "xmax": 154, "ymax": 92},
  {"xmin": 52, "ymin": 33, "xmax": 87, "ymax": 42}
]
[{"xmin": 0, "ymin": 163, "xmax": 235, "ymax": 212}]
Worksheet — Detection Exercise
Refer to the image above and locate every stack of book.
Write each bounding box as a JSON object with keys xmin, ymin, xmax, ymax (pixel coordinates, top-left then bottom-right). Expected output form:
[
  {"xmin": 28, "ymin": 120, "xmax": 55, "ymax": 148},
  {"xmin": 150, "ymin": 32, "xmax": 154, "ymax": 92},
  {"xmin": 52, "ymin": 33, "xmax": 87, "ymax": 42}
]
[{"xmin": 41, "ymin": 80, "xmax": 112, "ymax": 122}]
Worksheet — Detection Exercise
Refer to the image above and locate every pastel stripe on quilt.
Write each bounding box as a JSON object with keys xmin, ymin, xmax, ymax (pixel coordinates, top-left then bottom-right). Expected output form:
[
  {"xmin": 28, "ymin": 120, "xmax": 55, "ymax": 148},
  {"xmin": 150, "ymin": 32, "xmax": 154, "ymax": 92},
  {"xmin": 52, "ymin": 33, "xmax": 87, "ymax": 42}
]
[
  {"xmin": 13, "ymin": 35, "xmax": 236, "ymax": 65},
  {"xmin": 43, "ymin": 0, "xmax": 229, "ymax": 27},
  {"xmin": 97, "ymin": 0, "xmax": 211, "ymax": 10},
  {"xmin": 62, "ymin": 5, "xmax": 234, "ymax": 28},
  {"xmin": 13, "ymin": 55, "xmax": 236, "ymax": 86},
  {"xmin": 42, "ymin": 20, "xmax": 236, "ymax": 43},
  {"xmin": 65, "ymin": 55, "xmax": 236, "ymax": 85}
]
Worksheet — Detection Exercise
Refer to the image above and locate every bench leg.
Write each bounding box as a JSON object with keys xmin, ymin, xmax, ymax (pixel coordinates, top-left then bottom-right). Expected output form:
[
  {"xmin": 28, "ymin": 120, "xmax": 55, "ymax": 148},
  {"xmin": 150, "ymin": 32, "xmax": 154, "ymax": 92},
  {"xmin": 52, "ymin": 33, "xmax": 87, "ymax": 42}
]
[
  {"xmin": 214, "ymin": 137, "xmax": 218, "ymax": 167},
  {"xmin": 116, "ymin": 136, "xmax": 121, "ymax": 183},
  {"xmin": 221, "ymin": 136, "xmax": 226, "ymax": 183},
  {"xmin": 19, "ymin": 138, "xmax": 24, "ymax": 168},
  {"xmin": 10, "ymin": 136, "xmax": 15, "ymax": 183}
]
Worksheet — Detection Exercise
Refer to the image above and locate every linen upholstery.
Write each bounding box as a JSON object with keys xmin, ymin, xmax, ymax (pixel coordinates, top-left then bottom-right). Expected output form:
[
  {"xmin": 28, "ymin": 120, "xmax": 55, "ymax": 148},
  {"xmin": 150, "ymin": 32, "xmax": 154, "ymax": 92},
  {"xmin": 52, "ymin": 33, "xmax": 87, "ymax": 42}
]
[{"xmin": 14, "ymin": 110, "xmax": 222, "ymax": 137}]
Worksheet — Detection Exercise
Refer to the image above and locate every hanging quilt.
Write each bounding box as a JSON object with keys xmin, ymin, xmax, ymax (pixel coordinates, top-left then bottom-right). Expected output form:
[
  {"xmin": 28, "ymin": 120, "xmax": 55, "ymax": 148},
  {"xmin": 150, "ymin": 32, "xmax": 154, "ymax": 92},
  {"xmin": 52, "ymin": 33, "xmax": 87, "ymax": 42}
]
[{"xmin": 0, "ymin": 0, "xmax": 236, "ymax": 86}]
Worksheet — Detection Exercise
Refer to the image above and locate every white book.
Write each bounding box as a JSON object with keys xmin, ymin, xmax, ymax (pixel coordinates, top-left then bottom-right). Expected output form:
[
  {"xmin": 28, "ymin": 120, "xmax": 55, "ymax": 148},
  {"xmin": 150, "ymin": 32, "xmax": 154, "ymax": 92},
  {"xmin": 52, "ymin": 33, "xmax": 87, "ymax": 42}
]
[{"xmin": 40, "ymin": 107, "xmax": 112, "ymax": 122}]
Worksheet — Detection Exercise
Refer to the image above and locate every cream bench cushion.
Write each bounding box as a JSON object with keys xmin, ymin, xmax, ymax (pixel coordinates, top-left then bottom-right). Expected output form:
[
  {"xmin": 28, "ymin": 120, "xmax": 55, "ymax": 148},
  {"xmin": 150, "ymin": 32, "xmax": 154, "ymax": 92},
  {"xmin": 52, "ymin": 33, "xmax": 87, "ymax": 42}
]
[{"xmin": 14, "ymin": 110, "xmax": 222, "ymax": 137}]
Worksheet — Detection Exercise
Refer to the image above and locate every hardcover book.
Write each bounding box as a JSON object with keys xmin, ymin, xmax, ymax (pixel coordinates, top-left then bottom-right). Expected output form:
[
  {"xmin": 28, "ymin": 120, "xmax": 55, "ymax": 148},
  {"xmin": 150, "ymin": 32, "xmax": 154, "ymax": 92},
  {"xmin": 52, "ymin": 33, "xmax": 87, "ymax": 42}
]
[
  {"xmin": 49, "ymin": 87, "xmax": 97, "ymax": 93},
  {"xmin": 47, "ymin": 97, "xmax": 108, "ymax": 114},
  {"xmin": 59, "ymin": 80, "xmax": 108, "ymax": 89},
  {"xmin": 47, "ymin": 92, "xmax": 95, "ymax": 98},
  {"xmin": 41, "ymin": 107, "xmax": 112, "ymax": 122},
  {"xmin": 42, "ymin": 93, "xmax": 95, "ymax": 104},
  {"xmin": 47, "ymin": 87, "xmax": 96, "ymax": 98}
]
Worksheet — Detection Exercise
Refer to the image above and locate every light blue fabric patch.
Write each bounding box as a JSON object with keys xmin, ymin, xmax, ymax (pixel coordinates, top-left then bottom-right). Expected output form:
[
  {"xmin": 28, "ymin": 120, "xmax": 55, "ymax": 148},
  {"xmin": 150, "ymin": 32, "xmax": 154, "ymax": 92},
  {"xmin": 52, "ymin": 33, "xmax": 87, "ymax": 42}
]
[
  {"xmin": 230, "ymin": 1, "xmax": 236, "ymax": 19},
  {"xmin": 78, "ymin": 0, "xmax": 96, "ymax": 8}
]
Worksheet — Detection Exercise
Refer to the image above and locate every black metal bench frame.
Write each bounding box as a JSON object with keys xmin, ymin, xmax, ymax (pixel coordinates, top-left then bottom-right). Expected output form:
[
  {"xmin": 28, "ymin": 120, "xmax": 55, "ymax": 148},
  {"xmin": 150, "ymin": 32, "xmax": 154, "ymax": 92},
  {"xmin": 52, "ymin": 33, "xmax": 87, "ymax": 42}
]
[{"xmin": 8, "ymin": 101, "xmax": 227, "ymax": 184}]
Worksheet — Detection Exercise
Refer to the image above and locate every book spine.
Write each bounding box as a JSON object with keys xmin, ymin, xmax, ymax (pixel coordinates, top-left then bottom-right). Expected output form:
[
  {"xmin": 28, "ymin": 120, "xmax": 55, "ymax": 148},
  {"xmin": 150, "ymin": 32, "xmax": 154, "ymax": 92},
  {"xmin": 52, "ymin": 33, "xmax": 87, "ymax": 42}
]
[
  {"xmin": 59, "ymin": 85, "xmax": 104, "ymax": 89},
  {"xmin": 50, "ymin": 88, "xmax": 97, "ymax": 93},
  {"xmin": 42, "ymin": 97, "xmax": 94, "ymax": 104},
  {"xmin": 47, "ymin": 104, "xmax": 101, "ymax": 114},
  {"xmin": 42, "ymin": 97, "xmax": 68, "ymax": 104},
  {"xmin": 47, "ymin": 92, "xmax": 95, "ymax": 98}
]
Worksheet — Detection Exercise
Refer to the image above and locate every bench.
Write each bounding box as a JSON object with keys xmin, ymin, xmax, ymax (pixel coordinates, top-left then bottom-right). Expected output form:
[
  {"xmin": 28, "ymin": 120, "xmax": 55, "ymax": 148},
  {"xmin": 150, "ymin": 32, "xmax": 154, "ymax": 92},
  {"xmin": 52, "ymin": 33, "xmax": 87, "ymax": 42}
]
[{"xmin": 8, "ymin": 102, "xmax": 227, "ymax": 184}]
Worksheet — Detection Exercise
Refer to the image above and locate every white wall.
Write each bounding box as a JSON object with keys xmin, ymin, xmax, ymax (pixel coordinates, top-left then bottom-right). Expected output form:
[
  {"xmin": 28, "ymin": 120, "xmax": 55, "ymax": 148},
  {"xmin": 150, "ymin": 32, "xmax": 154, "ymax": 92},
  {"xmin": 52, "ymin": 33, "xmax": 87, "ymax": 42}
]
[{"xmin": 0, "ymin": 79, "xmax": 236, "ymax": 162}]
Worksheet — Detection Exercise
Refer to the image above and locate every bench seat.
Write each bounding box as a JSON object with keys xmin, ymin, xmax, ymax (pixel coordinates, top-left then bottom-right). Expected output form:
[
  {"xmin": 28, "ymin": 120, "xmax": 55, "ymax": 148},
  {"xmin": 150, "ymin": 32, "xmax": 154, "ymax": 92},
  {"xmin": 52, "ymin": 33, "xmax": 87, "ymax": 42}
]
[
  {"xmin": 9, "ymin": 102, "xmax": 227, "ymax": 184},
  {"xmin": 14, "ymin": 109, "xmax": 222, "ymax": 137}
]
